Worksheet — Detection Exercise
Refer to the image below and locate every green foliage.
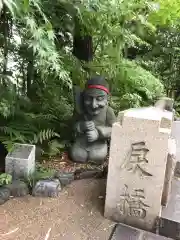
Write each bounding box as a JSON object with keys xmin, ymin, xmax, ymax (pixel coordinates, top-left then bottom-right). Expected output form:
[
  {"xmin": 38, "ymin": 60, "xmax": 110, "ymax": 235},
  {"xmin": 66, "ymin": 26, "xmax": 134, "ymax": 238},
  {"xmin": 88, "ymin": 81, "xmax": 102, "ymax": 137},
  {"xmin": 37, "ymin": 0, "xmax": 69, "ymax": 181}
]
[
  {"xmin": 27, "ymin": 164, "xmax": 55, "ymax": 188},
  {"xmin": 116, "ymin": 59, "xmax": 164, "ymax": 100},
  {"xmin": 2, "ymin": 0, "xmax": 70, "ymax": 83},
  {"xmin": 149, "ymin": 0, "xmax": 180, "ymax": 26},
  {"xmin": 78, "ymin": 0, "xmax": 165, "ymax": 110},
  {"xmin": 111, "ymin": 94, "xmax": 142, "ymax": 114},
  {"xmin": 0, "ymin": 173, "xmax": 12, "ymax": 186},
  {"xmin": 46, "ymin": 140, "xmax": 65, "ymax": 157},
  {"xmin": 90, "ymin": 57, "xmax": 164, "ymax": 111},
  {"xmin": 137, "ymin": 25, "xmax": 180, "ymax": 114}
]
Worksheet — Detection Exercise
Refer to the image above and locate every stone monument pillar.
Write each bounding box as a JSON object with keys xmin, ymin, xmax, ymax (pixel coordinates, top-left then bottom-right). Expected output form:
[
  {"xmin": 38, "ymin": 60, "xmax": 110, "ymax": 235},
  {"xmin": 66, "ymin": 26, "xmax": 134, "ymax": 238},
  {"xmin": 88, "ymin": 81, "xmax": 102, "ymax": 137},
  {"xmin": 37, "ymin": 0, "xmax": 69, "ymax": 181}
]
[
  {"xmin": 5, "ymin": 143, "xmax": 35, "ymax": 179},
  {"xmin": 104, "ymin": 107, "xmax": 173, "ymax": 231}
]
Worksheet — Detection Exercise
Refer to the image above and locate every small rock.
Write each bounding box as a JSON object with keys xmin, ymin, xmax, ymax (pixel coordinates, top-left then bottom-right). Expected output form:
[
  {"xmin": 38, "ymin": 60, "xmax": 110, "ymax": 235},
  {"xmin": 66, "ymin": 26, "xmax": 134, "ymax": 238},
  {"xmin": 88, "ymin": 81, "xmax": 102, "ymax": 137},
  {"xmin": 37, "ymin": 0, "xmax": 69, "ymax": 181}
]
[
  {"xmin": 0, "ymin": 187, "xmax": 10, "ymax": 205},
  {"xmin": 5, "ymin": 180, "xmax": 29, "ymax": 197},
  {"xmin": 32, "ymin": 179, "xmax": 61, "ymax": 198},
  {"xmin": 54, "ymin": 172, "xmax": 74, "ymax": 186},
  {"xmin": 74, "ymin": 169, "xmax": 103, "ymax": 180}
]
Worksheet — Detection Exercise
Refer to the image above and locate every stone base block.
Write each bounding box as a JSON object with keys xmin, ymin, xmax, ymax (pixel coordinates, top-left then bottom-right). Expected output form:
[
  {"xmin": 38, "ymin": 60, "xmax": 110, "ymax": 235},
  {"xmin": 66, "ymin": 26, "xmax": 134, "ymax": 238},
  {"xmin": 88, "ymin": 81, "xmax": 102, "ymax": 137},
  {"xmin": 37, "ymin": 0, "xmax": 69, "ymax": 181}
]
[{"xmin": 109, "ymin": 223, "xmax": 172, "ymax": 240}]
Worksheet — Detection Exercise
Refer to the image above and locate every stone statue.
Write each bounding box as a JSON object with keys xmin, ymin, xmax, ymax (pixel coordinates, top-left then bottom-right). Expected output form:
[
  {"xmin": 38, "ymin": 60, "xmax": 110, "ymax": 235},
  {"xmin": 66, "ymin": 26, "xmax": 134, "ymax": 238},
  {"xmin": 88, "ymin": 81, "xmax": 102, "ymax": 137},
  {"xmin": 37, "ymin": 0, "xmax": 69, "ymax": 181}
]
[{"xmin": 69, "ymin": 76, "xmax": 116, "ymax": 165}]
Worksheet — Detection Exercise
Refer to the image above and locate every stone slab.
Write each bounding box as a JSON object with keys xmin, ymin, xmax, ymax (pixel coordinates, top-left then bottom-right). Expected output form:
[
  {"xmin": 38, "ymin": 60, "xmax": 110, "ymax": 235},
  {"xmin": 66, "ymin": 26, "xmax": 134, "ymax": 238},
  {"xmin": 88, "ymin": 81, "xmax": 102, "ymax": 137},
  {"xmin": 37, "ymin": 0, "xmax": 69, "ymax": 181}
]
[
  {"xmin": 161, "ymin": 138, "xmax": 176, "ymax": 206},
  {"xmin": 171, "ymin": 121, "xmax": 180, "ymax": 162},
  {"xmin": 171, "ymin": 121, "xmax": 180, "ymax": 178},
  {"xmin": 159, "ymin": 178, "xmax": 180, "ymax": 239},
  {"xmin": 105, "ymin": 107, "xmax": 173, "ymax": 231},
  {"xmin": 5, "ymin": 143, "xmax": 35, "ymax": 179},
  {"xmin": 174, "ymin": 162, "xmax": 180, "ymax": 178},
  {"xmin": 161, "ymin": 179, "xmax": 180, "ymax": 222},
  {"xmin": 158, "ymin": 218, "xmax": 180, "ymax": 240},
  {"xmin": 109, "ymin": 223, "xmax": 172, "ymax": 240}
]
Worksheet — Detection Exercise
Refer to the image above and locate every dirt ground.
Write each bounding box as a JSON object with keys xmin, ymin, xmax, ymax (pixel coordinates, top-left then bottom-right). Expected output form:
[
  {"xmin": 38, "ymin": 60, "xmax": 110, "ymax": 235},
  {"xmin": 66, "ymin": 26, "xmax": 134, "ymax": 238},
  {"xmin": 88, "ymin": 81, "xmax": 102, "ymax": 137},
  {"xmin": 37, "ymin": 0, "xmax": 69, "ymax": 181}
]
[{"xmin": 0, "ymin": 179, "xmax": 114, "ymax": 240}]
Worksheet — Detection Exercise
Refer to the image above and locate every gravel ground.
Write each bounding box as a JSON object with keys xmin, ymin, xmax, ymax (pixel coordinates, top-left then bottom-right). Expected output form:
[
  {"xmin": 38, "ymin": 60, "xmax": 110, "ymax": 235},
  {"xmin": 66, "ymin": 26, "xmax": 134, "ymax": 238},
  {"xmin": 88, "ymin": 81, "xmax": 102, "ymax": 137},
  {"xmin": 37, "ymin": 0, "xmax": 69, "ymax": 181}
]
[{"xmin": 0, "ymin": 179, "xmax": 114, "ymax": 240}]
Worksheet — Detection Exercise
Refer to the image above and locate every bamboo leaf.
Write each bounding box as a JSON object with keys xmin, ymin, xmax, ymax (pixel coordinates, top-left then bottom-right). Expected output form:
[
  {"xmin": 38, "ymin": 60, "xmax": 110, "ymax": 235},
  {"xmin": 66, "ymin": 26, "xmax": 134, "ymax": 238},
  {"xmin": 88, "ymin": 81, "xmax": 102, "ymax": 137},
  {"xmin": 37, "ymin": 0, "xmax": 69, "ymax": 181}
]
[{"xmin": 23, "ymin": 0, "xmax": 29, "ymax": 13}]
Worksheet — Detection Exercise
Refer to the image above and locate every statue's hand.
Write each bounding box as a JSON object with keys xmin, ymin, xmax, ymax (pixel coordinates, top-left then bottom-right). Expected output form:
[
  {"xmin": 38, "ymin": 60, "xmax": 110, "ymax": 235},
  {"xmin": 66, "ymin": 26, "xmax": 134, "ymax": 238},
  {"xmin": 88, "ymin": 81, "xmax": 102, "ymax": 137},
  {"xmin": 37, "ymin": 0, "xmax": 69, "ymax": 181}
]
[
  {"xmin": 78, "ymin": 121, "xmax": 95, "ymax": 132},
  {"xmin": 84, "ymin": 121, "xmax": 95, "ymax": 131},
  {"xmin": 86, "ymin": 129, "xmax": 99, "ymax": 142}
]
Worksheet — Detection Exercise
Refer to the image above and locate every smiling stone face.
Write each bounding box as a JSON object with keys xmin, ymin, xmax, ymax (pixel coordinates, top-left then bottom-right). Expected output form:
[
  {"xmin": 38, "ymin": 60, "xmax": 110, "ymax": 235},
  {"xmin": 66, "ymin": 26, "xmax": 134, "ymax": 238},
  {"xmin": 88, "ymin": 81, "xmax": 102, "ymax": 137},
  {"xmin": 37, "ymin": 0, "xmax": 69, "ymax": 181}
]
[{"xmin": 83, "ymin": 89, "xmax": 108, "ymax": 116}]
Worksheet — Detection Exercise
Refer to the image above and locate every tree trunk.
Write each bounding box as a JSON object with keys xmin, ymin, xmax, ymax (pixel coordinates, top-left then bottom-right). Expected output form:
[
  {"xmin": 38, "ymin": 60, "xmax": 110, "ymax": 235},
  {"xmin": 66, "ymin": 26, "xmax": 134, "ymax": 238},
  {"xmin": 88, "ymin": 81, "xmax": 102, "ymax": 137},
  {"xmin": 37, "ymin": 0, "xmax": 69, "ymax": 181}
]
[
  {"xmin": 1, "ymin": 4, "xmax": 9, "ymax": 86},
  {"xmin": 22, "ymin": 60, "xmax": 26, "ymax": 94},
  {"xmin": 26, "ymin": 49, "xmax": 34, "ymax": 98}
]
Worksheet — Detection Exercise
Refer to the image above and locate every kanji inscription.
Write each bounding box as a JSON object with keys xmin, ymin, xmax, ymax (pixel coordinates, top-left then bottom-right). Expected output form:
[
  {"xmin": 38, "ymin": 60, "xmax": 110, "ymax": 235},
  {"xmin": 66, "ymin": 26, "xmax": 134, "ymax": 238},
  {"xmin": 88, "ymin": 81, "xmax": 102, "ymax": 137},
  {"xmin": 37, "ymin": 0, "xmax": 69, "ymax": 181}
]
[
  {"xmin": 117, "ymin": 185, "xmax": 150, "ymax": 219},
  {"xmin": 121, "ymin": 141, "xmax": 153, "ymax": 176}
]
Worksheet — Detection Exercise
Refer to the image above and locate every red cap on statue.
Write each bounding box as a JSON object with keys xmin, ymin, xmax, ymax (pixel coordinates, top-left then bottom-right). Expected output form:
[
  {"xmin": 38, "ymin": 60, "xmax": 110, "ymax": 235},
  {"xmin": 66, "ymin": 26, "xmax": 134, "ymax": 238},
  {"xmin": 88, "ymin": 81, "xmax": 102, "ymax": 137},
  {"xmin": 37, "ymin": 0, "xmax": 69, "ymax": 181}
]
[{"xmin": 85, "ymin": 76, "xmax": 109, "ymax": 94}]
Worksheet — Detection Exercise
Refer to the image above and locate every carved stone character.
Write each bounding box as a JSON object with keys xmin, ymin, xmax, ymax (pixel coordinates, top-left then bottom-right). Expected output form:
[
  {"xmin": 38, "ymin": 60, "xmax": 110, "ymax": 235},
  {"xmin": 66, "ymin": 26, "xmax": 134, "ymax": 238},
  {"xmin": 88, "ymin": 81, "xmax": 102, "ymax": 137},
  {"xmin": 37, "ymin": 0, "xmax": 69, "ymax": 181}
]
[{"xmin": 69, "ymin": 76, "xmax": 116, "ymax": 165}]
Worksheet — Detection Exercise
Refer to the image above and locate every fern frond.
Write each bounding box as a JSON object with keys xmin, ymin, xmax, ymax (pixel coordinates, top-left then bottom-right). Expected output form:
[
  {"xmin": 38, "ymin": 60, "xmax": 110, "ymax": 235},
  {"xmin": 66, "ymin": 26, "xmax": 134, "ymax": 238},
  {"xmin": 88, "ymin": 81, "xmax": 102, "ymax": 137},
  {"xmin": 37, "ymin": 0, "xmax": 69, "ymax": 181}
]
[
  {"xmin": 47, "ymin": 140, "xmax": 65, "ymax": 156},
  {"xmin": 33, "ymin": 129, "xmax": 60, "ymax": 144}
]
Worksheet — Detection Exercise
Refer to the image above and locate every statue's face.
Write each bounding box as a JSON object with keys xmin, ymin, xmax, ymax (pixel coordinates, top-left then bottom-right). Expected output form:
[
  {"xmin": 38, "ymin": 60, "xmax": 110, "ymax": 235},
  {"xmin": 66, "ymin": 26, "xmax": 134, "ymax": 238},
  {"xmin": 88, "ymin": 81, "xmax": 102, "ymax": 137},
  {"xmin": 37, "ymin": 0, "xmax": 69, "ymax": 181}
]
[{"xmin": 83, "ymin": 89, "xmax": 108, "ymax": 116}]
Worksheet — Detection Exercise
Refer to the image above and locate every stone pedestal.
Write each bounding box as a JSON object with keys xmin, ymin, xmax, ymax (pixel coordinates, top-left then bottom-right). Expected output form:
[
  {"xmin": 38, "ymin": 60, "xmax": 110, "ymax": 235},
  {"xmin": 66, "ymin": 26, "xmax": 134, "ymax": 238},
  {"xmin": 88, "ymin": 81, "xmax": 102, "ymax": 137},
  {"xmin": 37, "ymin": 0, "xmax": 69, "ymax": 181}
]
[
  {"xmin": 161, "ymin": 138, "xmax": 176, "ymax": 207},
  {"xmin": 171, "ymin": 121, "xmax": 180, "ymax": 162},
  {"xmin": 105, "ymin": 107, "xmax": 173, "ymax": 231},
  {"xmin": 5, "ymin": 144, "xmax": 35, "ymax": 179}
]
